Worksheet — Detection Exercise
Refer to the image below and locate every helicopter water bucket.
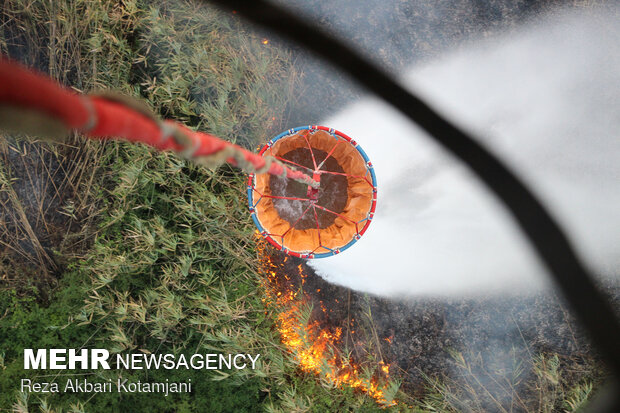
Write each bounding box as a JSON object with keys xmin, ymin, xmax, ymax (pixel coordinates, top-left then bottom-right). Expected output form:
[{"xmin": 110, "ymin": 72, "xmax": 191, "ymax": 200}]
[{"xmin": 248, "ymin": 125, "xmax": 377, "ymax": 258}]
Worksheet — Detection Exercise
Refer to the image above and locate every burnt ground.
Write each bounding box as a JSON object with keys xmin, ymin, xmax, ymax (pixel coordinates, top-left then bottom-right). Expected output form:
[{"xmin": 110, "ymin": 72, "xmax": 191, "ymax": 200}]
[
  {"xmin": 260, "ymin": 2, "xmax": 619, "ymax": 407},
  {"xmin": 0, "ymin": 135, "xmax": 100, "ymax": 299},
  {"xmin": 0, "ymin": 6, "xmax": 105, "ymax": 299},
  {"xmin": 0, "ymin": 138, "xmax": 65, "ymax": 287},
  {"xmin": 267, "ymin": 248, "xmax": 618, "ymax": 410}
]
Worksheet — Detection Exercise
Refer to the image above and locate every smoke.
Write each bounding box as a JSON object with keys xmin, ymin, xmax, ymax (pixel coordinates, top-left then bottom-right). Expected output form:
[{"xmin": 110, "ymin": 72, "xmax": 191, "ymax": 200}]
[{"xmin": 309, "ymin": 8, "xmax": 620, "ymax": 297}]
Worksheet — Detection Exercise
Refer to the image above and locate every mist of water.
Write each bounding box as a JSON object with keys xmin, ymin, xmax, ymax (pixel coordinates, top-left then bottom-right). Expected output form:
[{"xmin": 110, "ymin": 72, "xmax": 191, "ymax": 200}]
[{"xmin": 309, "ymin": 9, "xmax": 620, "ymax": 297}]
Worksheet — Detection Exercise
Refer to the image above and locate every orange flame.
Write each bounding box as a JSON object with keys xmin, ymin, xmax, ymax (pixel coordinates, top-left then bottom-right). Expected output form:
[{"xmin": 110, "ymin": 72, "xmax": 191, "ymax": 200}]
[{"xmin": 257, "ymin": 236, "xmax": 396, "ymax": 406}]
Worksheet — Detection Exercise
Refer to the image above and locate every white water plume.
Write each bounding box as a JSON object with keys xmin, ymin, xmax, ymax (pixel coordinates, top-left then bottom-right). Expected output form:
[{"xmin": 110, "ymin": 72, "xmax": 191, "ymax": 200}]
[{"xmin": 309, "ymin": 8, "xmax": 620, "ymax": 297}]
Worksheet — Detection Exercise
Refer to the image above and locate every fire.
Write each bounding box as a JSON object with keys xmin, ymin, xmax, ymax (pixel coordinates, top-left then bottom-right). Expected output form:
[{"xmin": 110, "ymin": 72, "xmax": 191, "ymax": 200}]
[
  {"xmin": 262, "ymin": 39, "xmax": 269, "ymax": 45},
  {"xmin": 257, "ymin": 236, "xmax": 397, "ymax": 406}
]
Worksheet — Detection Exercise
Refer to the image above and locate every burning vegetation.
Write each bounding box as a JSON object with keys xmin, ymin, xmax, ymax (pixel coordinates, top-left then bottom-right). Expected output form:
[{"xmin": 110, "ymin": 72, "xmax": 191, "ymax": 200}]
[
  {"xmin": 257, "ymin": 236, "xmax": 399, "ymax": 407},
  {"xmin": 255, "ymin": 231, "xmax": 613, "ymax": 412}
]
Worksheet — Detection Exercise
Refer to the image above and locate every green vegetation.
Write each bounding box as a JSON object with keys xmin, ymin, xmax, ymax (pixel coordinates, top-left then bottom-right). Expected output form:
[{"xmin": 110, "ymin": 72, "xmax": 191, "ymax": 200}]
[{"xmin": 0, "ymin": 0, "xmax": 389, "ymax": 411}]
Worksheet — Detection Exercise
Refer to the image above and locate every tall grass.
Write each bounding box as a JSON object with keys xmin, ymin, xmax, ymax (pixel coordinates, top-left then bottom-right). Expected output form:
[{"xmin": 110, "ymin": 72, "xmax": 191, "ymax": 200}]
[
  {"xmin": 0, "ymin": 0, "xmax": 391, "ymax": 411},
  {"xmin": 415, "ymin": 349, "xmax": 600, "ymax": 413},
  {"xmin": 0, "ymin": 0, "xmax": 136, "ymax": 288}
]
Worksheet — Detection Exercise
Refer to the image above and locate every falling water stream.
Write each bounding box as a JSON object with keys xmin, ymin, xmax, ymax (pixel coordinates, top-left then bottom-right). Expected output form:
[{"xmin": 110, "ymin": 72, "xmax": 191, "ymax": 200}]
[{"xmin": 309, "ymin": 9, "xmax": 620, "ymax": 297}]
